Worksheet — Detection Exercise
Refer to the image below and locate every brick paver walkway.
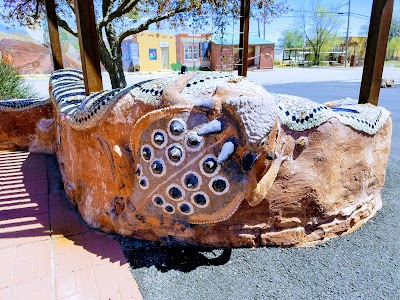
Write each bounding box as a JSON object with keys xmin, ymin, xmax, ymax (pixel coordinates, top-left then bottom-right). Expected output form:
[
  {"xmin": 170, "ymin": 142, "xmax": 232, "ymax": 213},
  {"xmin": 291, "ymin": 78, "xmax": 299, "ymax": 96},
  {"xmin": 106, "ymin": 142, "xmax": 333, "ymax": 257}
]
[{"xmin": 0, "ymin": 151, "xmax": 142, "ymax": 299}]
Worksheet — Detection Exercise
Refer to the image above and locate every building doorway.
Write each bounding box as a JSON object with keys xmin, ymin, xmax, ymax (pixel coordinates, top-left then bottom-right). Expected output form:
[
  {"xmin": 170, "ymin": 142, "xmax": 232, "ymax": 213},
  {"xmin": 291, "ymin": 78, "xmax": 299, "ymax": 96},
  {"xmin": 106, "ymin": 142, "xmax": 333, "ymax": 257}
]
[{"xmin": 161, "ymin": 47, "xmax": 169, "ymax": 69}]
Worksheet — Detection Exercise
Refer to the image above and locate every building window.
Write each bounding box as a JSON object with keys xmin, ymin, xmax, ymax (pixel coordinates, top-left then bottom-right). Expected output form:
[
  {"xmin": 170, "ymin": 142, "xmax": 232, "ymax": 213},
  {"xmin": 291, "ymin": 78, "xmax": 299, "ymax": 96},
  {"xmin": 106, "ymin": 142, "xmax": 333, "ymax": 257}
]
[{"xmin": 184, "ymin": 45, "xmax": 198, "ymax": 59}]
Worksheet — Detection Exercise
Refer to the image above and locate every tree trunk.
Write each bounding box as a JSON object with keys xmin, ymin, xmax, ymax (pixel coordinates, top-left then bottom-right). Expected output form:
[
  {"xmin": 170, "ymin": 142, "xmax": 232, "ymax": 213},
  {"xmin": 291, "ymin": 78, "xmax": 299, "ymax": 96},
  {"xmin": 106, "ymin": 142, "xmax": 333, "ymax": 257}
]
[
  {"xmin": 313, "ymin": 48, "xmax": 319, "ymax": 65},
  {"xmin": 110, "ymin": 45, "xmax": 126, "ymax": 89},
  {"xmin": 98, "ymin": 24, "xmax": 127, "ymax": 89},
  {"xmin": 99, "ymin": 46, "xmax": 126, "ymax": 89}
]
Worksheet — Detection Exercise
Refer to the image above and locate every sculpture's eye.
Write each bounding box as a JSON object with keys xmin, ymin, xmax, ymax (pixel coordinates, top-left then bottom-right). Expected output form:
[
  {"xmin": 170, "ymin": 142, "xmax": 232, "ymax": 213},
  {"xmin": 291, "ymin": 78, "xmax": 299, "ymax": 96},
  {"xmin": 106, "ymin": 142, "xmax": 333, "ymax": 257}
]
[
  {"xmin": 169, "ymin": 187, "xmax": 182, "ymax": 199},
  {"xmin": 135, "ymin": 164, "xmax": 142, "ymax": 177},
  {"xmin": 153, "ymin": 132, "xmax": 164, "ymax": 145},
  {"xmin": 168, "ymin": 146, "xmax": 182, "ymax": 161}
]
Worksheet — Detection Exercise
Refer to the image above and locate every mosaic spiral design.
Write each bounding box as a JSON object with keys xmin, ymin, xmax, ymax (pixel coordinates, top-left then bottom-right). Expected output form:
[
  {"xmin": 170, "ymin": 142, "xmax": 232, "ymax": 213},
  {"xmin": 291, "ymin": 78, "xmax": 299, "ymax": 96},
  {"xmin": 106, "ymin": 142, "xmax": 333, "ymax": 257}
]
[{"xmin": 130, "ymin": 108, "xmax": 247, "ymax": 224}]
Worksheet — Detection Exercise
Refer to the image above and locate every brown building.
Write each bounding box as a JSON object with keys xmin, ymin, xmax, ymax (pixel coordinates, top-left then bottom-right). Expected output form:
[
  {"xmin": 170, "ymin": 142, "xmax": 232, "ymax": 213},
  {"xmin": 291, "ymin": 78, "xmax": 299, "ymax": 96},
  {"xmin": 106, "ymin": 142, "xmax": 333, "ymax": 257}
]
[
  {"xmin": 175, "ymin": 33, "xmax": 211, "ymax": 70},
  {"xmin": 210, "ymin": 34, "xmax": 275, "ymax": 71}
]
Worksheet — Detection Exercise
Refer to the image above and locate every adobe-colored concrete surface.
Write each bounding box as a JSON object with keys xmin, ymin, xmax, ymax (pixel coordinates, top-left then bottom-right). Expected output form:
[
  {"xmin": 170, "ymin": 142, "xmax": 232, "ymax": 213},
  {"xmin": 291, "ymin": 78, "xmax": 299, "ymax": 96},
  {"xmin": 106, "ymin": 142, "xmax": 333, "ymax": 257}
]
[{"xmin": 0, "ymin": 151, "xmax": 142, "ymax": 299}]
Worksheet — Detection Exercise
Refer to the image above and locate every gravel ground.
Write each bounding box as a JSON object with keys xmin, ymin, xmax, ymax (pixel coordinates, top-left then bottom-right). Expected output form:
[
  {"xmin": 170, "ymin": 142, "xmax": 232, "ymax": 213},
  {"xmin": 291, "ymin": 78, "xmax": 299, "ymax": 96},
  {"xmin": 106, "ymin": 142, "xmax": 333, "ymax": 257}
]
[{"xmin": 120, "ymin": 76, "xmax": 400, "ymax": 300}]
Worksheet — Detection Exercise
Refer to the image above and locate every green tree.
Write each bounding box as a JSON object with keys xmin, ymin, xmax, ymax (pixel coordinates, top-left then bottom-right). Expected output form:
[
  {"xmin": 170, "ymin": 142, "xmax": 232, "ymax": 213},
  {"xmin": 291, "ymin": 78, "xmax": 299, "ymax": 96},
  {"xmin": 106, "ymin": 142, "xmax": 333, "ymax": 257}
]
[
  {"xmin": 0, "ymin": 62, "xmax": 37, "ymax": 99},
  {"xmin": 389, "ymin": 12, "xmax": 400, "ymax": 39},
  {"xmin": 386, "ymin": 36, "xmax": 400, "ymax": 60},
  {"xmin": 359, "ymin": 11, "xmax": 400, "ymax": 38},
  {"xmin": 298, "ymin": 0, "xmax": 342, "ymax": 65},
  {"xmin": 278, "ymin": 29, "xmax": 304, "ymax": 49},
  {"xmin": 1, "ymin": 0, "xmax": 288, "ymax": 89},
  {"xmin": 359, "ymin": 10, "xmax": 400, "ymax": 61},
  {"xmin": 358, "ymin": 23, "xmax": 369, "ymax": 36}
]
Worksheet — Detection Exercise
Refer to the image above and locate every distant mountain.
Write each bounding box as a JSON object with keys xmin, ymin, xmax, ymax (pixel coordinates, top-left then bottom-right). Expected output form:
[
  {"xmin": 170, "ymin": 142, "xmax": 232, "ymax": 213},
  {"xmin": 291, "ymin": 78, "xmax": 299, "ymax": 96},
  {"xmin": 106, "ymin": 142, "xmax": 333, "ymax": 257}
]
[
  {"xmin": 0, "ymin": 23, "xmax": 43, "ymax": 45},
  {"xmin": 0, "ymin": 38, "xmax": 81, "ymax": 74}
]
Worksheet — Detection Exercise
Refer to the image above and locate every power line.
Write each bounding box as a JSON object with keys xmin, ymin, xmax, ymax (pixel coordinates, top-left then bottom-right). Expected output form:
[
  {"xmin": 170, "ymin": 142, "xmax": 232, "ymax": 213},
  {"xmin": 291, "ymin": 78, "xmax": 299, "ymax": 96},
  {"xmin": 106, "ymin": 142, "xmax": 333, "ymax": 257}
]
[{"xmin": 351, "ymin": 12, "xmax": 369, "ymax": 18}]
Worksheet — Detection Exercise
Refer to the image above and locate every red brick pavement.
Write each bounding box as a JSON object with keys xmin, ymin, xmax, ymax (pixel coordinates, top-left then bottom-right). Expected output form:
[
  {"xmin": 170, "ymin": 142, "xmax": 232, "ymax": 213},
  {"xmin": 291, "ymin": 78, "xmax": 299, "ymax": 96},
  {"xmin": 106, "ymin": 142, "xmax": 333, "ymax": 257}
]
[{"xmin": 0, "ymin": 151, "xmax": 142, "ymax": 300}]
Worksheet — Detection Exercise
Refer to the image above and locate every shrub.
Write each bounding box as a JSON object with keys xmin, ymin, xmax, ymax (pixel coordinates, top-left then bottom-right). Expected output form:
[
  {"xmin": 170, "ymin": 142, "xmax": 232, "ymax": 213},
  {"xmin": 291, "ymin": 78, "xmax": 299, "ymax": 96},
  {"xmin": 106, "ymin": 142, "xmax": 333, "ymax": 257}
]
[
  {"xmin": 170, "ymin": 62, "xmax": 183, "ymax": 72},
  {"xmin": 0, "ymin": 62, "xmax": 37, "ymax": 99}
]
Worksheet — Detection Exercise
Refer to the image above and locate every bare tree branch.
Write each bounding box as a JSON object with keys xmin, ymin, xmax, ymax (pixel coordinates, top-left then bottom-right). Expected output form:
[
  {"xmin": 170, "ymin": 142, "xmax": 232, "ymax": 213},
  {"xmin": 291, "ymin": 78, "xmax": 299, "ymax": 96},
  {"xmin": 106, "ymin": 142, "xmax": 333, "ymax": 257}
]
[
  {"xmin": 56, "ymin": 16, "xmax": 77, "ymax": 37},
  {"xmin": 102, "ymin": 0, "xmax": 113, "ymax": 18},
  {"xmin": 118, "ymin": 6, "xmax": 189, "ymax": 44},
  {"xmin": 99, "ymin": 0, "xmax": 139, "ymax": 29},
  {"xmin": 12, "ymin": 0, "xmax": 33, "ymax": 16}
]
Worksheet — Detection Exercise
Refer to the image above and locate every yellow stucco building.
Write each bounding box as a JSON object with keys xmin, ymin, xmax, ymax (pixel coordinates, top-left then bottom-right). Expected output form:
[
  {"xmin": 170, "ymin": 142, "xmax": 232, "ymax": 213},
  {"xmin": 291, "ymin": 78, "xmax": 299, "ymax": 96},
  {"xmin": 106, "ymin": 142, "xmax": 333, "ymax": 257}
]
[{"xmin": 132, "ymin": 32, "xmax": 177, "ymax": 72}]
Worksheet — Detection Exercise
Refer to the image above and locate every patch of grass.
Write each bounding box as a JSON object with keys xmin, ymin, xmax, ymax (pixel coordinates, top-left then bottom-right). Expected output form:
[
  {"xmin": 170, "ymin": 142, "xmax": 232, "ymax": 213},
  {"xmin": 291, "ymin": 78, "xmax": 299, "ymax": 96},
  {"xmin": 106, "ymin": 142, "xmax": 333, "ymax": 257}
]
[{"xmin": 0, "ymin": 62, "xmax": 37, "ymax": 99}]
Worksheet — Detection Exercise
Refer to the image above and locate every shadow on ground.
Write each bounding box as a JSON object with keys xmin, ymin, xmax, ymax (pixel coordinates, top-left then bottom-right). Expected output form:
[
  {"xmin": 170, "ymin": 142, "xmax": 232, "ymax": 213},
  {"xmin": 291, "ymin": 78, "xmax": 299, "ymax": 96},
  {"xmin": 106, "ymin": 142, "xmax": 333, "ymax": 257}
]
[{"xmin": 119, "ymin": 237, "xmax": 232, "ymax": 273}]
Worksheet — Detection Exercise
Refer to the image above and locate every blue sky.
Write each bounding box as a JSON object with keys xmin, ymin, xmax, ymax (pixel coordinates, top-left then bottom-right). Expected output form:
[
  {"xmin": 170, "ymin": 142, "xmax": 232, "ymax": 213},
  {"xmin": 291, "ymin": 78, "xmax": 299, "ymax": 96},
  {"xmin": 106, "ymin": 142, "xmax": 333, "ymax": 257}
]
[
  {"xmin": 1, "ymin": 0, "xmax": 400, "ymax": 44},
  {"xmin": 262, "ymin": 0, "xmax": 400, "ymax": 43}
]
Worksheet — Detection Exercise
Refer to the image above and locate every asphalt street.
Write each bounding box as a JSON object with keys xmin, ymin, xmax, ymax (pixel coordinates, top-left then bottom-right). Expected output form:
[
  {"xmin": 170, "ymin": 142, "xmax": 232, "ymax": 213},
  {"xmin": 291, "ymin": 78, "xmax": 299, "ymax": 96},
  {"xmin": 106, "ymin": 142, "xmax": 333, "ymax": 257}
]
[{"xmin": 121, "ymin": 80, "xmax": 400, "ymax": 300}]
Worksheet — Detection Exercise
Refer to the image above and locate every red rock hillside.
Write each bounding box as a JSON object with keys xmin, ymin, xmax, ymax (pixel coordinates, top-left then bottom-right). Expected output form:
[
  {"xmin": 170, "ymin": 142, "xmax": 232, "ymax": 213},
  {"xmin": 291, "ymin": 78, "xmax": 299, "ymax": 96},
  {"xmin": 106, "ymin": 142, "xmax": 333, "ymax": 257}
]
[{"xmin": 0, "ymin": 38, "xmax": 81, "ymax": 74}]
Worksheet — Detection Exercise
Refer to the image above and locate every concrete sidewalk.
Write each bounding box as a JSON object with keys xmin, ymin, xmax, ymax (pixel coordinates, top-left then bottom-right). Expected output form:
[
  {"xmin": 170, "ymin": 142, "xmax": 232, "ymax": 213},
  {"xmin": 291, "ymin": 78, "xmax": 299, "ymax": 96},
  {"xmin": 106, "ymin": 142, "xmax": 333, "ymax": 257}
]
[{"xmin": 0, "ymin": 151, "xmax": 142, "ymax": 299}]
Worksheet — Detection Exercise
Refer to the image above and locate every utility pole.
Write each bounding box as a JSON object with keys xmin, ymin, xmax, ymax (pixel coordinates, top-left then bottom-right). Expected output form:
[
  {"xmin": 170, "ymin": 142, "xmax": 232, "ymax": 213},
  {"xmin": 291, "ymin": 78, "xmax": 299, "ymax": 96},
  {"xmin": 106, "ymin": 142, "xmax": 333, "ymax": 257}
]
[
  {"xmin": 344, "ymin": 0, "xmax": 351, "ymax": 67},
  {"xmin": 238, "ymin": 0, "xmax": 250, "ymax": 77},
  {"xmin": 263, "ymin": 6, "xmax": 267, "ymax": 39}
]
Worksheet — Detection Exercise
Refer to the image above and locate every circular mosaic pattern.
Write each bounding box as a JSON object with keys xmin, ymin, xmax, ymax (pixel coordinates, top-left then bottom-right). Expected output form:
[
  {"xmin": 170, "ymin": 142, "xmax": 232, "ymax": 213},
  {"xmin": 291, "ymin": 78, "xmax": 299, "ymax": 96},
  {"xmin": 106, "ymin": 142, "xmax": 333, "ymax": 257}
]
[
  {"xmin": 166, "ymin": 143, "xmax": 185, "ymax": 166},
  {"xmin": 164, "ymin": 203, "xmax": 175, "ymax": 214},
  {"xmin": 184, "ymin": 131, "xmax": 204, "ymax": 152},
  {"xmin": 151, "ymin": 129, "xmax": 168, "ymax": 149},
  {"xmin": 139, "ymin": 176, "xmax": 149, "ymax": 190},
  {"xmin": 209, "ymin": 175, "xmax": 230, "ymax": 195},
  {"xmin": 135, "ymin": 164, "xmax": 142, "ymax": 178},
  {"xmin": 199, "ymin": 155, "xmax": 220, "ymax": 177},
  {"xmin": 181, "ymin": 171, "xmax": 202, "ymax": 191},
  {"xmin": 141, "ymin": 144, "xmax": 153, "ymax": 162},
  {"xmin": 168, "ymin": 118, "xmax": 186, "ymax": 140},
  {"xmin": 191, "ymin": 192, "xmax": 210, "ymax": 208},
  {"xmin": 149, "ymin": 158, "xmax": 166, "ymax": 177},
  {"xmin": 136, "ymin": 116, "xmax": 238, "ymax": 217},
  {"xmin": 166, "ymin": 184, "xmax": 185, "ymax": 201},
  {"xmin": 178, "ymin": 201, "xmax": 194, "ymax": 215},
  {"xmin": 152, "ymin": 194, "xmax": 165, "ymax": 207}
]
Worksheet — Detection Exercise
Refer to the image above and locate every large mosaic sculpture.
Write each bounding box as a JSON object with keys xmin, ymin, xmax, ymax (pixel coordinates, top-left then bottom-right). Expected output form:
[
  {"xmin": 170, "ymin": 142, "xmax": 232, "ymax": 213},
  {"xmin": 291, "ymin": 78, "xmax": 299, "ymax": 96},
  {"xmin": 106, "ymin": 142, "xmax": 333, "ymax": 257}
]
[{"xmin": 0, "ymin": 69, "xmax": 392, "ymax": 247}]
